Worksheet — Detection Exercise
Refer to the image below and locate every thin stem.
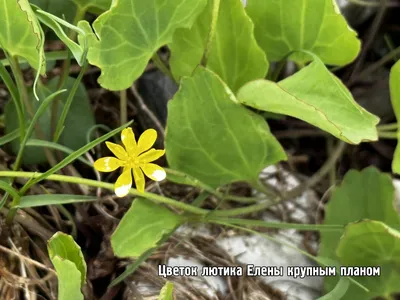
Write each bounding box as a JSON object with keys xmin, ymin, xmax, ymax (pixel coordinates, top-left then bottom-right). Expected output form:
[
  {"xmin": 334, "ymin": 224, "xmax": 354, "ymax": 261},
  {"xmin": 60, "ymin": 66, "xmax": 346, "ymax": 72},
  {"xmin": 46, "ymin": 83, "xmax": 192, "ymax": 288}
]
[
  {"xmin": 0, "ymin": 51, "xmax": 69, "ymax": 67},
  {"xmin": 201, "ymin": 0, "xmax": 220, "ymax": 66},
  {"xmin": 352, "ymin": 44, "xmax": 400, "ymax": 84},
  {"xmin": 0, "ymin": 171, "xmax": 209, "ymax": 215},
  {"xmin": 205, "ymin": 217, "xmax": 344, "ymax": 232},
  {"xmin": 151, "ymin": 52, "xmax": 175, "ymax": 82},
  {"xmin": 120, "ymin": 89, "xmax": 128, "ymax": 126},
  {"xmin": 284, "ymin": 141, "xmax": 346, "ymax": 200},
  {"xmin": 56, "ymin": 7, "xmax": 86, "ymax": 90},
  {"xmin": 53, "ymin": 62, "xmax": 89, "ymax": 142},
  {"xmin": 378, "ymin": 131, "xmax": 398, "ymax": 139},
  {"xmin": 0, "ymin": 59, "xmax": 25, "ymax": 140},
  {"xmin": 208, "ymin": 198, "xmax": 279, "ymax": 217},
  {"xmin": 348, "ymin": 0, "xmax": 399, "ymax": 6},
  {"xmin": 377, "ymin": 123, "xmax": 398, "ymax": 131}
]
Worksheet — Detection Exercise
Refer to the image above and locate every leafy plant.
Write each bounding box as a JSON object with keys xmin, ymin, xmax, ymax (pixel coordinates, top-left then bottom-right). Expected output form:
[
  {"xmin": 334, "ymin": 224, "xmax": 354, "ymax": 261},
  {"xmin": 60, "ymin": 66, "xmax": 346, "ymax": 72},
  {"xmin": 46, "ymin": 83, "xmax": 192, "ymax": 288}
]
[{"xmin": 0, "ymin": 0, "xmax": 400, "ymax": 299}]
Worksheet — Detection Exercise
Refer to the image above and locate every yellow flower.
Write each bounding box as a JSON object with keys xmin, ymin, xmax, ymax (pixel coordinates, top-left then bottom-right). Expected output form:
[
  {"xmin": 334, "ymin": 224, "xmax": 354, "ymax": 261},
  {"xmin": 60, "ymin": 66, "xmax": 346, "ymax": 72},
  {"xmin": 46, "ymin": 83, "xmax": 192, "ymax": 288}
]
[{"xmin": 94, "ymin": 127, "xmax": 166, "ymax": 197}]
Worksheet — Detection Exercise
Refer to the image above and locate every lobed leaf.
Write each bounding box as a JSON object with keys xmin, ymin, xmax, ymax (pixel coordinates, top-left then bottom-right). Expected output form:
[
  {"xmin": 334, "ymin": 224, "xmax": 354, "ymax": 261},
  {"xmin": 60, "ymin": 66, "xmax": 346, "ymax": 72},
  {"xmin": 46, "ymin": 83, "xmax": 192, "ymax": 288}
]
[
  {"xmin": 82, "ymin": 0, "xmax": 207, "ymax": 90},
  {"xmin": 169, "ymin": 0, "xmax": 268, "ymax": 93},
  {"xmin": 336, "ymin": 220, "xmax": 400, "ymax": 298},
  {"xmin": 246, "ymin": 0, "xmax": 360, "ymax": 65},
  {"xmin": 389, "ymin": 60, "xmax": 400, "ymax": 174},
  {"xmin": 0, "ymin": 0, "xmax": 45, "ymax": 73},
  {"xmin": 48, "ymin": 232, "xmax": 87, "ymax": 300},
  {"xmin": 111, "ymin": 198, "xmax": 183, "ymax": 258},
  {"xmin": 165, "ymin": 67, "xmax": 286, "ymax": 188},
  {"xmin": 237, "ymin": 55, "xmax": 379, "ymax": 144}
]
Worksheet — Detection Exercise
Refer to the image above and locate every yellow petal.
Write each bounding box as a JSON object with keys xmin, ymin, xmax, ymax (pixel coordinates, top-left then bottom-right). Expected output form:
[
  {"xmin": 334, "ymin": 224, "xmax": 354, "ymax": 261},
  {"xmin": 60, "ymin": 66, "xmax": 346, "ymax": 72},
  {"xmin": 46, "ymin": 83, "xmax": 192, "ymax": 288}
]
[
  {"xmin": 121, "ymin": 127, "xmax": 137, "ymax": 154},
  {"xmin": 94, "ymin": 157, "xmax": 122, "ymax": 172},
  {"xmin": 114, "ymin": 169, "xmax": 132, "ymax": 197},
  {"xmin": 140, "ymin": 163, "xmax": 166, "ymax": 182},
  {"xmin": 137, "ymin": 129, "xmax": 157, "ymax": 155},
  {"xmin": 106, "ymin": 142, "xmax": 128, "ymax": 160},
  {"xmin": 138, "ymin": 149, "xmax": 165, "ymax": 163},
  {"xmin": 133, "ymin": 167, "xmax": 145, "ymax": 192}
]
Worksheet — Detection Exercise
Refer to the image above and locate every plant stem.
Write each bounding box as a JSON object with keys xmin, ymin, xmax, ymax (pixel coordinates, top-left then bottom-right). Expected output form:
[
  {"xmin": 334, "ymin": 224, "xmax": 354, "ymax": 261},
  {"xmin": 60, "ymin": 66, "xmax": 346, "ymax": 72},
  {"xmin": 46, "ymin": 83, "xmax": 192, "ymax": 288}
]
[
  {"xmin": 377, "ymin": 123, "xmax": 398, "ymax": 131},
  {"xmin": 0, "ymin": 59, "xmax": 25, "ymax": 140},
  {"xmin": 201, "ymin": 0, "xmax": 220, "ymax": 67},
  {"xmin": 151, "ymin": 52, "xmax": 175, "ymax": 82},
  {"xmin": 284, "ymin": 141, "xmax": 346, "ymax": 200},
  {"xmin": 378, "ymin": 131, "xmax": 398, "ymax": 139},
  {"xmin": 0, "ymin": 171, "xmax": 209, "ymax": 215},
  {"xmin": 53, "ymin": 61, "xmax": 89, "ymax": 142},
  {"xmin": 0, "ymin": 51, "xmax": 69, "ymax": 67},
  {"xmin": 353, "ymin": 44, "xmax": 400, "ymax": 84},
  {"xmin": 206, "ymin": 217, "xmax": 343, "ymax": 232},
  {"xmin": 120, "ymin": 89, "xmax": 128, "ymax": 126},
  {"xmin": 208, "ymin": 198, "xmax": 279, "ymax": 217}
]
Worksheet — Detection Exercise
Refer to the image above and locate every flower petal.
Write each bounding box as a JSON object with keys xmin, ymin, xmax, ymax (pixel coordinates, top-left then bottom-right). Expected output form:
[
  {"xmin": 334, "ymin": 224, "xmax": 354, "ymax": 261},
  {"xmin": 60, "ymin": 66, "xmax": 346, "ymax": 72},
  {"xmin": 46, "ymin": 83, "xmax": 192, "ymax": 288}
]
[
  {"xmin": 133, "ymin": 167, "xmax": 145, "ymax": 192},
  {"xmin": 138, "ymin": 149, "xmax": 165, "ymax": 163},
  {"xmin": 137, "ymin": 129, "xmax": 157, "ymax": 155},
  {"xmin": 140, "ymin": 163, "xmax": 166, "ymax": 182},
  {"xmin": 114, "ymin": 169, "xmax": 132, "ymax": 197},
  {"xmin": 94, "ymin": 157, "xmax": 122, "ymax": 172},
  {"xmin": 121, "ymin": 127, "xmax": 137, "ymax": 154},
  {"xmin": 106, "ymin": 142, "xmax": 128, "ymax": 160}
]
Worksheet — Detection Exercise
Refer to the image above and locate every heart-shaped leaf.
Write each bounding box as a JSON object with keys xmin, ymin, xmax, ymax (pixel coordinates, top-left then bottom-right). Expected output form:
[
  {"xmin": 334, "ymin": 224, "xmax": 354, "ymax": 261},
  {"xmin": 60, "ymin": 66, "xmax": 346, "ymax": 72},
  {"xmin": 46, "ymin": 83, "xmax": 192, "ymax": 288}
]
[
  {"xmin": 48, "ymin": 232, "xmax": 86, "ymax": 300},
  {"xmin": 319, "ymin": 167, "xmax": 400, "ymax": 299},
  {"xmin": 246, "ymin": 0, "xmax": 360, "ymax": 65},
  {"xmin": 165, "ymin": 67, "xmax": 286, "ymax": 188},
  {"xmin": 82, "ymin": 0, "xmax": 207, "ymax": 90},
  {"xmin": 336, "ymin": 220, "xmax": 400, "ymax": 299},
  {"xmin": 111, "ymin": 199, "xmax": 183, "ymax": 258},
  {"xmin": 237, "ymin": 55, "xmax": 379, "ymax": 144},
  {"xmin": 0, "ymin": 0, "xmax": 45, "ymax": 73},
  {"xmin": 169, "ymin": 0, "xmax": 268, "ymax": 93}
]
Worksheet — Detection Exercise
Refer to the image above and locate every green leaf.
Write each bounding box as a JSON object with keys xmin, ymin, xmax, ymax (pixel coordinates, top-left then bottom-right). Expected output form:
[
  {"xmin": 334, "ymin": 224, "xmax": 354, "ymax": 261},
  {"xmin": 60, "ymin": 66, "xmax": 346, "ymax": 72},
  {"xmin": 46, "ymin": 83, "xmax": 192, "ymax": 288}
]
[
  {"xmin": 317, "ymin": 277, "xmax": 350, "ymax": 300},
  {"xmin": 25, "ymin": 139, "xmax": 92, "ymax": 167},
  {"xmin": 0, "ymin": 0, "xmax": 45, "ymax": 73},
  {"xmin": 30, "ymin": 0, "xmax": 76, "ymax": 25},
  {"xmin": 390, "ymin": 60, "xmax": 400, "ymax": 174},
  {"xmin": 0, "ymin": 129, "xmax": 20, "ymax": 147},
  {"xmin": 246, "ymin": 0, "xmax": 360, "ymax": 65},
  {"xmin": 71, "ymin": 0, "xmax": 111, "ymax": 12},
  {"xmin": 111, "ymin": 198, "xmax": 183, "ymax": 258},
  {"xmin": 17, "ymin": 194, "xmax": 97, "ymax": 208},
  {"xmin": 5, "ymin": 76, "xmax": 96, "ymax": 165},
  {"xmin": 165, "ymin": 67, "xmax": 286, "ymax": 188},
  {"xmin": 48, "ymin": 232, "xmax": 86, "ymax": 300},
  {"xmin": 237, "ymin": 55, "xmax": 379, "ymax": 144},
  {"xmin": 82, "ymin": 0, "xmax": 207, "ymax": 90},
  {"xmin": 34, "ymin": 8, "xmax": 89, "ymax": 66},
  {"xmin": 158, "ymin": 281, "xmax": 174, "ymax": 300},
  {"xmin": 169, "ymin": 0, "xmax": 268, "ymax": 93},
  {"xmin": 319, "ymin": 167, "xmax": 400, "ymax": 299},
  {"xmin": 336, "ymin": 220, "xmax": 400, "ymax": 299}
]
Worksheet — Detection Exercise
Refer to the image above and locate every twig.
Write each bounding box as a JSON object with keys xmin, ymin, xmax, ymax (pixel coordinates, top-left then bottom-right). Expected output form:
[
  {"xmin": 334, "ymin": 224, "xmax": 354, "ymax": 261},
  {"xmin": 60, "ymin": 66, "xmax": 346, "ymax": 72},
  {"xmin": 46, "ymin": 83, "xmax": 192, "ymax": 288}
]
[
  {"xmin": 284, "ymin": 141, "xmax": 346, "ymax": 200},
  {"xmin": 348, "ymin": 0, "xmax": 388, "ymax": 85},
  {"xmin": 0, "ymin": 244, "xmax": 56, "ymax": 274},
  {"xmin": 130, "ymin": 84, "xmax": 165, "ymax": 139}
]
